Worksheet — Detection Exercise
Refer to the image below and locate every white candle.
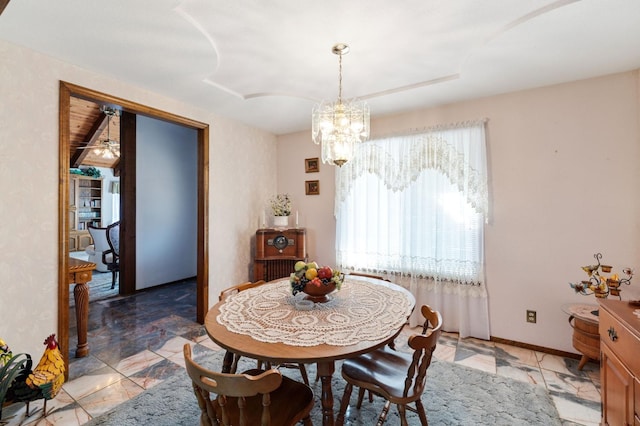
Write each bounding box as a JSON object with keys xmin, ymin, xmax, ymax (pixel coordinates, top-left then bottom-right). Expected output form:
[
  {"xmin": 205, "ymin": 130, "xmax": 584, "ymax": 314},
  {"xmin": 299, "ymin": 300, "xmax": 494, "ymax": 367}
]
[
  {"xmin": 295, "ymin": 210, "xmax": 299, "ymax": 227},
  {"xmin": 261, "ymin": 211, "xmax": 266, "ymax": 228}
]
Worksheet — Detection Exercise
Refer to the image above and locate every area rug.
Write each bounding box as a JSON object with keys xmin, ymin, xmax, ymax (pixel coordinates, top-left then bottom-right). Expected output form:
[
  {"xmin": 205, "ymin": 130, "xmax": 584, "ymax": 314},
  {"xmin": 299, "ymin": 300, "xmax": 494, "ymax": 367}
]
[
  {"xmin": 69, "ymin": 272, "xmax": 120, "ymax": 307},
  {"xmin": 88, "ymin": 351, "xmax": 561, "ymax": 425}
]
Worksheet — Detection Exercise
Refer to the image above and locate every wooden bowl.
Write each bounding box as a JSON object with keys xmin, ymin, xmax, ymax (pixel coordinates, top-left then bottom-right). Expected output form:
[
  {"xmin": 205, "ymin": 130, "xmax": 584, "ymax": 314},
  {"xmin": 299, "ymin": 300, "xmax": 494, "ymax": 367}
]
[{"xmin": 302, "ymin": 280, "xmax": 336, "ymax": 303}]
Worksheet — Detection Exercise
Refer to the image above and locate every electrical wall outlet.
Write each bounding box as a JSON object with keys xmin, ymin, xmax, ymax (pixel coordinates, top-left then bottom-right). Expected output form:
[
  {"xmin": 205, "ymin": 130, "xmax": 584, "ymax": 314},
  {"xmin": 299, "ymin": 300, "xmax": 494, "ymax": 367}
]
[{"xmin": 526, "ymin": 310, "xmax": 537, "ymax": 323}]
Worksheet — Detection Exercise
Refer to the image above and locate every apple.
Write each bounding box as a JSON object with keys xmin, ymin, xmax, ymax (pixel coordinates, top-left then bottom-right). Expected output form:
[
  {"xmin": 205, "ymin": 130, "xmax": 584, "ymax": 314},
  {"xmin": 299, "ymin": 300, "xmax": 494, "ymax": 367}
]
[
  {"xmin": 294, "ymin": 261, "xmax": 307, "ymax": 272},
  {"xmin": 318, "ymin": 266, "xmax": 333, "ymax": 279},
  {"xmin": 306, "ymin": 261, "xmax": 319, "ymax": 270}
]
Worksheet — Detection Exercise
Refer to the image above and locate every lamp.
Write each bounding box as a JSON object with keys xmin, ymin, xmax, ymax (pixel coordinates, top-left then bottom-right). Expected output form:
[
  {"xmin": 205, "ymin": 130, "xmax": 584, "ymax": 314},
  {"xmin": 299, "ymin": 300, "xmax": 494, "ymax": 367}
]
[{"xmin": 312, "ymin": 43, "xmax": 370, "ymax": 167}]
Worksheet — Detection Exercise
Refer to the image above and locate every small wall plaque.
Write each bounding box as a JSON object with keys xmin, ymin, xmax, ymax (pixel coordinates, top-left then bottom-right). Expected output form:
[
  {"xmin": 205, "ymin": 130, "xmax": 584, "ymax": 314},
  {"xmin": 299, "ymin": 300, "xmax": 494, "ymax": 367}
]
[
  {"xmin": 305, "ymin": 180, "xmax": 319, "ymax": 195},
  {"xmin": 305, "ymin": 157, "xmax": 319, "ymax": 173}
]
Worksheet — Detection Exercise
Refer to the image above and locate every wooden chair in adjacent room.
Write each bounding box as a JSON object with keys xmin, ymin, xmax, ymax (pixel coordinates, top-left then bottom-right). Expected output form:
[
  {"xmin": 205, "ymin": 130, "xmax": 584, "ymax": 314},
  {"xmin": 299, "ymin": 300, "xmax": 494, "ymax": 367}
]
[
  {"xmin": 336, "ymin": 305, "xmax": 443, "ymax": 426},
  {"xmin": 218, "ymin": 280, "xmax": 311, "ymax": 386},
  {"xmin": 102, "ymin": 221, "xmax": 120, "ymax": 289},
  {"xmin": 183, "ymin": 344, "xmax": 314, "ymax": 426},
  {"xmin": 86, "ymin": 225, "xmax": 111, "ymax": 272}
]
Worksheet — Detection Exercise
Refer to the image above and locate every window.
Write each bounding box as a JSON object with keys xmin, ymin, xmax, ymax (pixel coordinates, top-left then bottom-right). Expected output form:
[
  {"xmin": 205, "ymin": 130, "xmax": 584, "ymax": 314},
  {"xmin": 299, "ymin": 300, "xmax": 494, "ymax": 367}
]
[{"xmin": 335, "ymin": 122, "xmax": 488, "ymax": 284}]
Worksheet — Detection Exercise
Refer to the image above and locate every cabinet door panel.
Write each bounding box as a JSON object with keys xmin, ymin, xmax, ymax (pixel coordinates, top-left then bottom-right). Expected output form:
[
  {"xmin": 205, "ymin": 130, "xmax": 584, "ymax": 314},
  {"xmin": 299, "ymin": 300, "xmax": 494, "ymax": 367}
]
[
  {"xmin": 69, "ymin": 210, "xmax": 77, "ymax": 231},
  {"xmin": 635, "ymin": 378, "xmax": 640, "ymax": 425},
  {"xmin": 601, "ymin": 343, "xmax": 634, "ymax": 425},
  {"xmin": 69, "ymin": 176, "xmax": 77, "ymax": 208},
  {"xmin": 69, "ymin": 235, "xmax": 78, "ymax": 252}
]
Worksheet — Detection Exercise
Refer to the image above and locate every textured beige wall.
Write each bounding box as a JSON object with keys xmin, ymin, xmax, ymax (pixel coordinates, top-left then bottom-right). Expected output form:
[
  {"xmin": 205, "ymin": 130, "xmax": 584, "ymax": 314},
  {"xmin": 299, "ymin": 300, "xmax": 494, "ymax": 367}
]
[
  {"xmin": 0, "ymin": 39, "xmax": 277, "ymax": 358},
  {"xmin": 277, "ymin": 70, "xmax": 640, "ymax": 353}
]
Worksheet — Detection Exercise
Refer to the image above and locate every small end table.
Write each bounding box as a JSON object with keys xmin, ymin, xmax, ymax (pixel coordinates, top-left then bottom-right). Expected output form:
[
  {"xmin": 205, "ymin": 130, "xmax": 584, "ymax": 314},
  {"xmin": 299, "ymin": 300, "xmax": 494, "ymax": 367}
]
[
  {"xmin": 562, "ymin": 303, "xmax": 599, "ymax": 370},
  {"xmin": 68, "ymin": 257, "xmax": 96, "ymax": 358}
]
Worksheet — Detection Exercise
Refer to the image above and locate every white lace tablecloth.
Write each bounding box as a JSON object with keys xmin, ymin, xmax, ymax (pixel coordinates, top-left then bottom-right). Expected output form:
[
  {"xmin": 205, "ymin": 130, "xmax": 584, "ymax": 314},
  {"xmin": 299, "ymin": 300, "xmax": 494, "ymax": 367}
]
[{"xmin": 217, "ymin": 278, "xmax": 413, "ymax": 347}]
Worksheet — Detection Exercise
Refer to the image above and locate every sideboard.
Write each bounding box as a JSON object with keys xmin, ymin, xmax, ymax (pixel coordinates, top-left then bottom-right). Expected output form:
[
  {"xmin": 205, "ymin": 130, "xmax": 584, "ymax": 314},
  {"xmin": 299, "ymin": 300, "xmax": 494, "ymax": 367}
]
[{"xmin": 599, "ymin": 299, "xmax": 640, "ymax": 425}]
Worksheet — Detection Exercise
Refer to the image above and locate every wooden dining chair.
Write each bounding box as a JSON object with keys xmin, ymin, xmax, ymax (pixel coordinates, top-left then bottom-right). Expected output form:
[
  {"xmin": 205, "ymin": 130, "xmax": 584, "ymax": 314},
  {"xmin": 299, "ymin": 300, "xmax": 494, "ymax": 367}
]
[
  {"xmin": 218, "ymin": 280, "xmax": 311, "ymax": 386},
  {"xmin": 183, "ymin": 344, "xmax": 314, "ymax": 426},
  {"xmin": 336, "ymin": 305, "xmax": 443, "ymax": 426},
  {"xmin": 218, "ymin": 280, "xmax": 266, "ymax": 301}
]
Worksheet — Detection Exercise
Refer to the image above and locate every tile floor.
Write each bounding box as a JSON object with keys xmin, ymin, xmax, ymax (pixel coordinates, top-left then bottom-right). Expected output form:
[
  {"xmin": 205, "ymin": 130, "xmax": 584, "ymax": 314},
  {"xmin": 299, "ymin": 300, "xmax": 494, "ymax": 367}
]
[{"xmin": 3, "ymin": 280, "xmax": 601, "ymax": 425}]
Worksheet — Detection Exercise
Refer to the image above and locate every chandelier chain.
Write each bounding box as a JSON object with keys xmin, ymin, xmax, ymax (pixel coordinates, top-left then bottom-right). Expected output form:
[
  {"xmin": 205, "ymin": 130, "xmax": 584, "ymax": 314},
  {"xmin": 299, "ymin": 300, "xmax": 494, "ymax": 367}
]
[{"xmin": 338, "ymin": 52, "xmax": 343, "ymax": 104}]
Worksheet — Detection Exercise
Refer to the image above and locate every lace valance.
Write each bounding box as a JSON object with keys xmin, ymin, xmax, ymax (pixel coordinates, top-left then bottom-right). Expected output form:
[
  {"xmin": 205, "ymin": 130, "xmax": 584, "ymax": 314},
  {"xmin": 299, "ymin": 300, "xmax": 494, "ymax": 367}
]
[{"xmin": 336, "ymin": 122, "xmax": 488, "ymax": 219}]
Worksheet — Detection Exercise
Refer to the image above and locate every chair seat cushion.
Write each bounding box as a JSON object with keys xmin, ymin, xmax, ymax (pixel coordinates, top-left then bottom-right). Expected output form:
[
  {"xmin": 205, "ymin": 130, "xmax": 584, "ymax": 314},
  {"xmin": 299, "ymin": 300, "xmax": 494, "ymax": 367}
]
[
  {"xmin": 342, "ymin": 347, "xmax": 420, "ymax": 401},
  {"xmin": 213, "ymin": 368, "xmax": 314, "ymax": 425}
]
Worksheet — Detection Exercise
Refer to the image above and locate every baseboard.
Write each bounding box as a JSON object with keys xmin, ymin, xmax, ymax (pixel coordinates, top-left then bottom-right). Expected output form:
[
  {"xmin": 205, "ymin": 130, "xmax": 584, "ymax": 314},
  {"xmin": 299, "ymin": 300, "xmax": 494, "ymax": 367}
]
[{"xmin": 490, "ymin": 336, "xmax": 585, "ymax": 361}]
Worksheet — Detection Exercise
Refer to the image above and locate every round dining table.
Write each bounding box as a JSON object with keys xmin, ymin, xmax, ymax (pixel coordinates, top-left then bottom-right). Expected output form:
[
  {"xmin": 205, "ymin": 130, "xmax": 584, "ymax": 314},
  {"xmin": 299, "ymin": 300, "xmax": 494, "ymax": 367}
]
[{"xmin": 204, "ymin": 275, "xmax": 415, "ymax": 426}]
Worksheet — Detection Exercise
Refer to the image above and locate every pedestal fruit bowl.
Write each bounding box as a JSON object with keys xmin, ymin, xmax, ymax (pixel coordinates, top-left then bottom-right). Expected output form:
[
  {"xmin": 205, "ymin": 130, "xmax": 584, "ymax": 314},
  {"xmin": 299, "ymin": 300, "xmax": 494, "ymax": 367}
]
[{"xmin": 290, "ymin": 261, "xmax": 343, "ymax": 303}]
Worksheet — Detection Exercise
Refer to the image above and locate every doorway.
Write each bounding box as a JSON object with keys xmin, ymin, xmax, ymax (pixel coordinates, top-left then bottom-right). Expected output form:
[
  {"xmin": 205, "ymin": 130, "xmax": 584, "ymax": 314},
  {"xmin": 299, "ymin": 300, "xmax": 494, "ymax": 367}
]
[{"xmin": 58, "ymin": 81, "xmax": 209, "ymax": 374}]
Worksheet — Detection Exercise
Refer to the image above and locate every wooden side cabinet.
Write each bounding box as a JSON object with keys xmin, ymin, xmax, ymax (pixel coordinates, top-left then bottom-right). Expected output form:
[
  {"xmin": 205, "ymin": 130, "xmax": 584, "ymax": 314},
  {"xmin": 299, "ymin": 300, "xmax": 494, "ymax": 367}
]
[
  {"xmin": 253, "ymin": 228, "xmax": 306, "ymax": 282},
  {"xmin": 599, "ymin": 299, "xmax": 640, "ymax": 425}
]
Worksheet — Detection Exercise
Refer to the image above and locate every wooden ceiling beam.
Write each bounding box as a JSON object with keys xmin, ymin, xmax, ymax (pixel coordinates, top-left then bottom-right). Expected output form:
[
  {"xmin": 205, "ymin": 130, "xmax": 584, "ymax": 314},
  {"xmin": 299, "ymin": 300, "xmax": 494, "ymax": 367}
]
[
  {"xmin": 71, "ymin": 113, "xmax": 108, "ymax": 168},
  {"xmin": 0, "ymin": 1, "xmax": 11, "ymax": 16}
]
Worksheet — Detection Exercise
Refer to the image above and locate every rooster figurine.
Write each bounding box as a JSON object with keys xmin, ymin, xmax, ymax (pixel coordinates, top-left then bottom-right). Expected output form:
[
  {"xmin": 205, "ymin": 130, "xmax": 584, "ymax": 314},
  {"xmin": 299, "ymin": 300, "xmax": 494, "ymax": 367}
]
[{"xmin": 7, "ymin": 334, "xmax": 65, "ymax": 417}]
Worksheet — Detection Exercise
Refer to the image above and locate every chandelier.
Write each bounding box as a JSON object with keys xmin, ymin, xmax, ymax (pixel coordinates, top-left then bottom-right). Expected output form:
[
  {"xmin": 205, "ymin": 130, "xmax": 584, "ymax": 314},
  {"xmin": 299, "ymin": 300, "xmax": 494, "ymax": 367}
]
[{"xmin": 312, "ymin": 43, "xmax": 370, "ymax": 167}]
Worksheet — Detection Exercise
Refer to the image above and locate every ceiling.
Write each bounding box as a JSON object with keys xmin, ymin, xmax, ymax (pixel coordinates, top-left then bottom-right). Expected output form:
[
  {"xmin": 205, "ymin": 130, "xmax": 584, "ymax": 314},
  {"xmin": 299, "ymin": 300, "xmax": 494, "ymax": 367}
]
[
  {"xmin": 69, "ymin": 98, "xmax": 121, "ymax": 170},
  {"xmin": 2, "ymin": 0, "xmax": 640, "ymax": 137}
]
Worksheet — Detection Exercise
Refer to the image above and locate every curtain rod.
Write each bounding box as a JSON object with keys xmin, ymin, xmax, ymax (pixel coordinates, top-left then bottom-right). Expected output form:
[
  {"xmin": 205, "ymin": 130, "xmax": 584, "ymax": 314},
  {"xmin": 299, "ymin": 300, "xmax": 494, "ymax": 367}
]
[{"xmin": 370, "ymin": 118, "xmax": 489, "ymax": 140}]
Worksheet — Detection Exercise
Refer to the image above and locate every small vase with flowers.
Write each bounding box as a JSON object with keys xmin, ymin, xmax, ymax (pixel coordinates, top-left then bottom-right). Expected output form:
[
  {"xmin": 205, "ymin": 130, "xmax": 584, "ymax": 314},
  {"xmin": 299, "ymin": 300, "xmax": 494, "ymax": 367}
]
[{"xmin": 270, "ymin": 194, "xmax": 291, "ymax": 228}]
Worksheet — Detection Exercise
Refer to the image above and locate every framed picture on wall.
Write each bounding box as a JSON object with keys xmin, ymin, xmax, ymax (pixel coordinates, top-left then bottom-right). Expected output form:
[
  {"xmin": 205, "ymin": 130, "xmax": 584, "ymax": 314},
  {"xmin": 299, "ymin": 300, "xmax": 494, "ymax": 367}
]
[
  {"xmin": 305, "ymin": 180, "xmax": 320, "ymax": 195},
  {"xmin": 305, "ymin": 157, "xmax": 319, "ymax": 173}
]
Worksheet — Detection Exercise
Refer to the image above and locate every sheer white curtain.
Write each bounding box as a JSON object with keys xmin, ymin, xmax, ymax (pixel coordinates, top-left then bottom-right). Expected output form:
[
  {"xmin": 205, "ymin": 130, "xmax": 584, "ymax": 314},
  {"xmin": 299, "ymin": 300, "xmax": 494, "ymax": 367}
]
[{"xmin": 335, "ymin": 121, "xmax": 490, "ymax": 339}]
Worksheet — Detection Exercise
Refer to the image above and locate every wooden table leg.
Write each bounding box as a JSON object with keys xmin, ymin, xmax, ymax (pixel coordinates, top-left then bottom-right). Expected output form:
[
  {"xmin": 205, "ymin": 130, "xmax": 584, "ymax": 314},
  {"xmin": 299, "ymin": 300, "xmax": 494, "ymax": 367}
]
[
  {"xmin": 73, "ymin": 281, "xmax": 90, "ymax": 357},
  {"xmin": 317, "ymin": 361, "xmax": 335, "ymax": 426},
  {"xmin": 577, "ymin": 354, "xmax": 590, "ymax": 370},
  {"xmin": 68, "ymin": 259, "xmax": 95, "ymax": 359}
]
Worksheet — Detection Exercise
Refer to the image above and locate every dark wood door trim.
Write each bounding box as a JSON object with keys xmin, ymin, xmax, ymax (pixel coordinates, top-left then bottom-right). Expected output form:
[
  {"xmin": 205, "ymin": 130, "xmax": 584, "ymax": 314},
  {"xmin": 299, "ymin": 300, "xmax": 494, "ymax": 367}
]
[
  {"xmin": 119, "ymin": 111, "xmax": 136, "ymax": 295},
  {"xmin": 58, "ymin": 81, "xmax": 209, "ymax": 376},
  {"xmin": 197, "ymin": 125, "xmax": 209, "ymax": 323}
]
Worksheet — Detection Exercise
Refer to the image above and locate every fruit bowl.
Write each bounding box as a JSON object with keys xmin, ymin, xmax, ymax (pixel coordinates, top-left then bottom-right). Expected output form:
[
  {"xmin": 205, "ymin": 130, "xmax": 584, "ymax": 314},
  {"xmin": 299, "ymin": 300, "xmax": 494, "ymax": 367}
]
[{"xmin": 290, "ymin": 261, "xmax": 343, "ymax": 303}]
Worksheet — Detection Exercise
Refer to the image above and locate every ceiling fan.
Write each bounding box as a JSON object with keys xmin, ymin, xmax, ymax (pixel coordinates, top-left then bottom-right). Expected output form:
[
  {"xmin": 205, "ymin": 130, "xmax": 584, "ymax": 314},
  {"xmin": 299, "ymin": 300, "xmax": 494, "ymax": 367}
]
[{"xmin": 78, "ymin": 106, "xmax": 120, "ymax": 159}]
